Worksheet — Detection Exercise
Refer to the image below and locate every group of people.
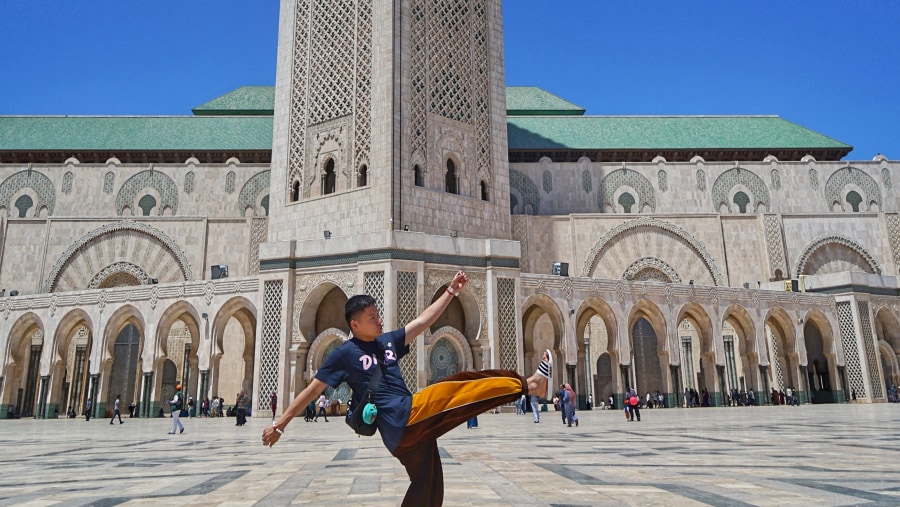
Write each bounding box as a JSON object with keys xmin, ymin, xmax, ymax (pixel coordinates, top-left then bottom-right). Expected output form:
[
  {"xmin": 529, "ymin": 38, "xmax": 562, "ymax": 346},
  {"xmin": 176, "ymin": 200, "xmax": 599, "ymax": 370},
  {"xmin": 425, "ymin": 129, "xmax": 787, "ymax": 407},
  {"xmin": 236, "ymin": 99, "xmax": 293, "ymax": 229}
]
[
  {"xmin": 771, "ymin": 387, "xmax": 799, "ymax": 406},
  {"xmin": 553, "ymin": 384, "xmax": 579, "ymax": 427}
]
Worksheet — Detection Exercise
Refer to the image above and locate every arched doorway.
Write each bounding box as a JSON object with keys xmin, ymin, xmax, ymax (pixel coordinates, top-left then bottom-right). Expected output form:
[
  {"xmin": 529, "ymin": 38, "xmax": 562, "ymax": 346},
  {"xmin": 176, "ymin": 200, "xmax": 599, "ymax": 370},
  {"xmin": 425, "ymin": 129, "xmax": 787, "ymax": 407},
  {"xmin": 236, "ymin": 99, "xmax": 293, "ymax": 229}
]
[
  {"xmin": 160, "ymin": 359, "xmax": 178, "ymax": 412},
  {"xmin": 211, "ymin": 298, "xmax": 257, "ymax": 412},
  {"xmin": 107, "ymin": 324, "xmax": 141, "ymax": 416},
  {"xmin": 722, "ymin": 305, "xmax": 758, "ymax": 405},
  {"xmin": 631, "ymin": 318, "xmax": 663, "ymax": 397},
  {"xmin": 676, "ymin": 302, "xmax": 716, "ymax": 405},
  {"xmin": 804, "ymin": 320, "xmax": 834, "ymax": 403},
  {"xmin": 576, "ymin": 297, "xmax": 618, "ymax": 409},
  {"xmin": 521, "ymin": 295, "xmax": 564, "ymax": 394},
  {"xmin": 874, "ymin": 308, "xmax": 900, "ymax": 390},
  {"xmin": 764, "ymin": 309, "xmax": 798, "ymax": 404}
]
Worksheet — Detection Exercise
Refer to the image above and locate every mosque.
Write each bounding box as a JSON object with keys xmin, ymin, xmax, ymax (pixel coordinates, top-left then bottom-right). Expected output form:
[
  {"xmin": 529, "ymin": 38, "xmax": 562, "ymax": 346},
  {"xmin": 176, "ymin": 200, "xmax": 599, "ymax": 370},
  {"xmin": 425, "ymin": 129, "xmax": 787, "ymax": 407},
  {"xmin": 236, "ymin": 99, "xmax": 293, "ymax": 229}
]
[{"xmin": 2, "ymin": 0, "xmax": 899, "ymax": 419}]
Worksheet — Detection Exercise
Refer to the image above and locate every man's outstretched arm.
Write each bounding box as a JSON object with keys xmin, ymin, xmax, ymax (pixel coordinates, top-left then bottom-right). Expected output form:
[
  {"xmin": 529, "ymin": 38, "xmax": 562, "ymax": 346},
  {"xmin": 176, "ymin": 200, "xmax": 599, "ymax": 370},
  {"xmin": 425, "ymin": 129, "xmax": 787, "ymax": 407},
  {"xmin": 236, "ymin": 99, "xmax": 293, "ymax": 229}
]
[
  {"xmin": 403, "ymin": 270, "xmax": 468, "ymax": 347},
  {"xmin": 262, "ymin": 378, "xmax": 327, "ymax": 447}
]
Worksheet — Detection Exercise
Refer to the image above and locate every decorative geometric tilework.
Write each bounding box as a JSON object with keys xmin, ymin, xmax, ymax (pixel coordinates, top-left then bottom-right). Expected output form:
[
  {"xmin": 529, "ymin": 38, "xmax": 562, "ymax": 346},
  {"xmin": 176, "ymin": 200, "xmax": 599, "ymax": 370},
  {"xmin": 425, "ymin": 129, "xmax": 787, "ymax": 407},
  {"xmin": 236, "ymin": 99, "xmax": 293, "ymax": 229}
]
[
  {"xmin": 225, "ymin": 171, "xmax": 236, "ymax": 194},
  {"xmin": 768, "ymin": 326, "xmax": 784, "ymax": 391},
  {"xmin": 354, "ymin": 0, "xmax": 373, "ymax": 174},
  {"xmin": 511, "ymin": 215, "xmax": 530, "ymax": 273},
  {"xmin": 795, "ymin": 234, "xmax": 881, "ymax": 276},
  {"xmin": 582, "ymin": 170, "xmax": 592, "ymax": 193},
  {"xmin": 882, "ymin": 168, "xmax": 893, "ymax": 190},
  {"xmin": 429, "ymin": 338, "xmax": 459, "ymax": 383},
  {"xmin": 364, "ymin": 271, "xmax": 385, "ymax": 318},
  {"xmin": 184, "ymin": 172, "xmax": 195, "ymax": 195},
  {"xmin": 809, "ymin": 168, "xmax": 819, "ymax": 190},
  {"xmin": 287, "ymin": 0, "xmax": 311, "ymax": 198},
  {"xmin": 857, "ymin": 301, "xmax": 884, "ymax": 399},
  {"xmin": 598, "ymin": 168, "xmax": 656, "ymax": 213},
  {"xmin": 825, "ymin": 166, "xmax": 881, "ymax": 211},
  {"xmin": 886, "ymin": 214, "xmax": 900, "ymax": 268},
  {"xmin": 62, "ymin": 172, "xmax": 74, "ymax": 195},
  {"xmin": 249, "ymin": 218, "xmax": 268, "ymax": 275},
  {"xmin": 764, "ymin": 215, "xmax": 788, "ymax": 279},
  {"xmin": 288, "ymin": 0, "xmax": 374, "ymax": 201},
  {"xmin": 497, "ymin": 278, "xmax": 517, "ymax": 371},
  {"xmin": 472, "ymin": 0, "xmax": 492, "ymax": 181},
  {"xmin": 409, "ymin": 0, "xmax": 428, "ymax": 172},
  {"xmin": 657, "ymin": 170, "xmax": 668, "ymax": 192},
  {"xmin": 696, "ymin": 169, "xmax": 707, "ymax": 191},
  {"xmin": 509, "ymin": 169, "xmax": 540, "ymax": 215},
  {"xmin": 115, "ymin": 170, "xmax": 178, "ymax": 216},
  {"xmin": 309, "ymin": 0, "xmax": 356, "ymax": 124},
  {"xmin": 711, "ymin": 168, "xmax": 770, "ymax": 213},
  {"xmin": 0, "ymin": 170, "xmax": 56, "ymax": 217},
  {"xmin": 238, "ymin": 170, "xmax": 270, "ymax": 216},
  {"xmin": 258, "ymin": 280, "xmax": 284, "ymax": 412},
  {"xmin": 542, "ymin": 171, "xmax": 552, "ymax": 193},
  {"xmin": 42, "ymin": 220, "xmax": 194, "ymax": 292},
  {"xmin": 581, "ymin": 217, "xmax": 725, "ymax": 286},
  {"xmin": 623, "ymin": 257, "xmax": 681, "ymax": 283},
  {"xmin": 397, "ymin": 271, "xmax": 418, "ymax": 391},
  {"xmin": 87, "ymin": 261, "xmax": 149, "ymax": 289},
  {"xmin": 770, "ymin": 169, "xmax": 782, "ymax": 191},
  {"xmin": 837, "ymin": 301, "xmax": 866, "ymax": 399},
  {"xmin": 103, "ymin": 171, "xmax": 115, "ymax": 194},
  {"xmin": 428, "ymin": 0, "xmax": 474, "ymax": 124}
]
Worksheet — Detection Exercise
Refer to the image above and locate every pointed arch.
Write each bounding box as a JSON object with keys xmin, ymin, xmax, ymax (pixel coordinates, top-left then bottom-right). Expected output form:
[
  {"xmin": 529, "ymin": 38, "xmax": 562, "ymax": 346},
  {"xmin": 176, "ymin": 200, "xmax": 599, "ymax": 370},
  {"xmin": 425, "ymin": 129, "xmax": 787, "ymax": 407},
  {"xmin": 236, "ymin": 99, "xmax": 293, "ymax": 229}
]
[
  {"xmin": 581, "ymin": 217, "xmax": 724, "ymax": 286},
  {"xmin": 795, "ymin": 234, "xmax": 880, "ymax": 276}
]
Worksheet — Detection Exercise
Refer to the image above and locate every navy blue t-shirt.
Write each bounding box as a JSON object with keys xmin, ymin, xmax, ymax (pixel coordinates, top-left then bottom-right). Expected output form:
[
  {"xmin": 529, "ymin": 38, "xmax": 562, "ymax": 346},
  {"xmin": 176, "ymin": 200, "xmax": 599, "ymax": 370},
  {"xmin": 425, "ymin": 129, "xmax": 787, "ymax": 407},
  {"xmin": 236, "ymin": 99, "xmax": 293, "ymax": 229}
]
[{"xmin": 314, "ymin": 328, "xmax": 411, "ymax": 452}]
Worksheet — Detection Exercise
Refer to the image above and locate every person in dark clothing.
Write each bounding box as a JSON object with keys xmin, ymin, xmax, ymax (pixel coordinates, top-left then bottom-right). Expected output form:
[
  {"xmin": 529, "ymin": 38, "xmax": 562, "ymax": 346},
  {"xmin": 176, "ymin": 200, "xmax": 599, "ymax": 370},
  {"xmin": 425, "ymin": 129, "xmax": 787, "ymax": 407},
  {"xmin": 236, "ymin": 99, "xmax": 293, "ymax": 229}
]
[{"xmin": 262, "ymin": 271, "xmax": 552, "ymax": 507}]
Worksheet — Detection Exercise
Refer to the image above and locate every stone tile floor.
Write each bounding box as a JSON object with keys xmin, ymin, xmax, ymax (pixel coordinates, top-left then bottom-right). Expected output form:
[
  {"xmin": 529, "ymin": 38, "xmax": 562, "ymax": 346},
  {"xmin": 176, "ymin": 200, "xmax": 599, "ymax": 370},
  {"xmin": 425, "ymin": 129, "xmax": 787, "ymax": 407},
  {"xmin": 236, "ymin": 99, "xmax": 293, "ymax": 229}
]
[{"xmin": 0, "ymin": 403, "xmax": 898, "ymax": 506}]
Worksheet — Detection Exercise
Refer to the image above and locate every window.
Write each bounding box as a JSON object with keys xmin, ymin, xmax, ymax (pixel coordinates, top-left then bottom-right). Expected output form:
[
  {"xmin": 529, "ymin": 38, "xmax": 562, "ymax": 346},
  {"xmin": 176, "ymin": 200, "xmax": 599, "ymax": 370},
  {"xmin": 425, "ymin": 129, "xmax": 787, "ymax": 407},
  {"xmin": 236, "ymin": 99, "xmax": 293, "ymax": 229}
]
[
  {"xmin": 618, "ymin": 192, "xmax": 635, "ymax": 213},
  {"xmin": 323, "ymin": 159, "xmax": 336, "ymax": 195},
  {"xmin": 138, "ymin": 194, "xmax": 156, "ymax": 216},
  {"xmin": 480, "ymin": 181, "xmax": 489, "ymax": 201},
  {"xmin": 414, "ymin": 165, "xmax": 424, "ymax": 187},
  {"xmin": 357, "ymin": 165, "xmax": 368, "ymax": 187},
  {"xmin": 846, "ymin": 190, "xmax": 862, "ymax": 212},
  {"xmin": 14, "ymin": 195, "xmax": 33, "ymax": 218},
  {"xmin": 733, "ymin": 191, "xmax": 750, "ymax": 213},
  {"xmin": 261, "ymin": 195, "xmax": 270, "ymax": 216},
  {"xmin": 445, "ymin": 159, "xmax": 457, "ymax": 195},
  {"xmin": 291, "ymin": 180, "xmax": 300, "ymax": 202}
]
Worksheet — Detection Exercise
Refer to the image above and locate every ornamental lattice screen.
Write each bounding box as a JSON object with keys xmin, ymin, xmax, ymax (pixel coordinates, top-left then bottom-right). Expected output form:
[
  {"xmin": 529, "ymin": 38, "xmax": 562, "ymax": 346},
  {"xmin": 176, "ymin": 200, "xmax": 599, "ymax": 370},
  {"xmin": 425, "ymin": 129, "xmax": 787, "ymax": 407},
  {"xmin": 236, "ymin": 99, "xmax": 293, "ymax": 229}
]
[
  {"xmin": 837, "ymin": 301, "xmax": 867, "ymax": 398},
  {"xmin": 257, "ymin": 280, "xmax": 283, "ymax": 412},
  {"xmin": 857, "ymin": 301, "xmax": 884, "ymax": 399},
  {"xmin": 498, "ymin": 278, "xmax": 517, "ymax": 371},
  {"xmin": 396, "ymin": 271, "xmax": 418, "ymax": 391}
]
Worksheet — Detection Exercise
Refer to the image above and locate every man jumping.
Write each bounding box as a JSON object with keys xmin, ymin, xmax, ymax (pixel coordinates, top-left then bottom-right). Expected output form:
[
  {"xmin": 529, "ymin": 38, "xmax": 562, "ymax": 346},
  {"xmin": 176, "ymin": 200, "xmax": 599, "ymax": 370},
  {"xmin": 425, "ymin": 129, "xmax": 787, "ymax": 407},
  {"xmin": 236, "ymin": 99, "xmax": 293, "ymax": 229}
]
[{"xmin": 262, "ymin": 270, "xmax": 552, "ymax": 506}]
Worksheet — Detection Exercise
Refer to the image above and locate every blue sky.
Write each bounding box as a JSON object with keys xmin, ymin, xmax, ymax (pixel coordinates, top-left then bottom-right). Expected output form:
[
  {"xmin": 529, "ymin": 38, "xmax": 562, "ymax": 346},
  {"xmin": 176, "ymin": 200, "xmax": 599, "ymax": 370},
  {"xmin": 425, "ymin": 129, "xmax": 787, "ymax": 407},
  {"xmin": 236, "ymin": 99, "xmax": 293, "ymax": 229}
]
[{"xmin": 1, "ymin": 1, "xmax": 898, "ymax": 159}]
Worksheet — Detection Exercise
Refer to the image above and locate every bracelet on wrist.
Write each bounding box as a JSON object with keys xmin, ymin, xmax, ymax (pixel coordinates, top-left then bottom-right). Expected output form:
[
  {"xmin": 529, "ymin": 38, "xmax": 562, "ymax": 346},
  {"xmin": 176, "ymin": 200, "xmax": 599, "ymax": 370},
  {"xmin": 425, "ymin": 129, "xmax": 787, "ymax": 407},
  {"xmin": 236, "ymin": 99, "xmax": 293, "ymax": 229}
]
[
  {"xmin": 272, "ymin": 422, "xmax": 283, "ymax": 434},
  {"xmin": 446, "ymin": 286, "xmax": 458, "ymax": 296}
]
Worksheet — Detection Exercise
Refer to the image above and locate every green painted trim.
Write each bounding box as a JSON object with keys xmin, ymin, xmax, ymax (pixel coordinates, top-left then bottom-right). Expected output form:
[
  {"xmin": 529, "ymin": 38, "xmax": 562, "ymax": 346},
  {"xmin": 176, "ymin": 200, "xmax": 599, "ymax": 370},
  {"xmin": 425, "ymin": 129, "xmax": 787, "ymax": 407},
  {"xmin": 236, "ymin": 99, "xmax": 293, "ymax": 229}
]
[
  {"xmin": 808, "ymin": 285, "xmax": 900, "ymax": 296},
  {"xmin": 260, "ymin": 248, "xmax": 519, "ymax": 271}
]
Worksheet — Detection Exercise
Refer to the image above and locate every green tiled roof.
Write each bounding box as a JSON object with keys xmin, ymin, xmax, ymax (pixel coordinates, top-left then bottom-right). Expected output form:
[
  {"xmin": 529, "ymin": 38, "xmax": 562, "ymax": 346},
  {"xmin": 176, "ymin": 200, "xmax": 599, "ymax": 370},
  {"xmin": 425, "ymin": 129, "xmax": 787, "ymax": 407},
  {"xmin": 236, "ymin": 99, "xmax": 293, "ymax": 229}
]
[
  {"xmin": 0, "ymin": 116, "xmax": 273, "ymax": 151},
  {"xmin": 192, "ymin": 86, "xmax": 276, "ymax": 116},
  {"xmin": 507, "ymin": 115, "xmax": 852, "ymax": 151},
  {"xmin": 506, "ymin": 87, "xmax": 585, "ymax": 116}
]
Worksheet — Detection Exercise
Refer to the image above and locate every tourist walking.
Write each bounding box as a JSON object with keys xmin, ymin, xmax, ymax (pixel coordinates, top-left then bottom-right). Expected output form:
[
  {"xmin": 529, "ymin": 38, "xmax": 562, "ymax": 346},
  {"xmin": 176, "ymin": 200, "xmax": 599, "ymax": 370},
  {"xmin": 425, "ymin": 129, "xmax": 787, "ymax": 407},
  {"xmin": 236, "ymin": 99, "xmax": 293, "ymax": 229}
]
[
  {"xmin": 167, "ymin": 384, "xmax": 185, "ymax": 435},
  {"xmin": 109, "ymin": 395, "xmax": 124, "ymax": 424}
]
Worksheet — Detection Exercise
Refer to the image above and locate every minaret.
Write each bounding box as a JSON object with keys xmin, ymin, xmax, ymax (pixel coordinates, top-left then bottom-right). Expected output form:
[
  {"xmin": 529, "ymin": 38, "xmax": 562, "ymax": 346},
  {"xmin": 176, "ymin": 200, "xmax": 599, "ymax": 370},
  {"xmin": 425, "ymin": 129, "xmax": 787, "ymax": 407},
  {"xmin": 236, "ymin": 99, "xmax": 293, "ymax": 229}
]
[
  {"xmin": 258, "ymin": 1, "xmax": 521, "ymax": 400},
  {"xmin": 267, "ymin": 0, "xmax": 511, "ymax": 242}
]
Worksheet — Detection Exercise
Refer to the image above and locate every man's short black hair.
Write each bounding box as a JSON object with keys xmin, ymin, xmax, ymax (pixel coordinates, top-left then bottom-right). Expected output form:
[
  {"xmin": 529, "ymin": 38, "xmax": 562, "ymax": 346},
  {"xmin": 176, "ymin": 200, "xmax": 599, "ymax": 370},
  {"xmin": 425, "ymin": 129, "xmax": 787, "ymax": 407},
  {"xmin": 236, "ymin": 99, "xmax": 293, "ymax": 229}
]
[{"xmin": 345, "ymin": 295, "xmax": 377, "ymax": 326}]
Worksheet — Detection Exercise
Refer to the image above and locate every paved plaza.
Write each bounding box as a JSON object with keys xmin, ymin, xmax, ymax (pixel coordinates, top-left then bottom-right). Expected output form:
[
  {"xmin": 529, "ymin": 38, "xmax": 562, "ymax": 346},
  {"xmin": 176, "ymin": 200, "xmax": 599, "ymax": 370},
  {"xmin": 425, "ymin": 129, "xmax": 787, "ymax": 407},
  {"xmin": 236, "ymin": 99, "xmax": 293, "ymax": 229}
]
[{"xmin": 0, "ymin": 403, "xmax": 898, "ymax": 506}]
